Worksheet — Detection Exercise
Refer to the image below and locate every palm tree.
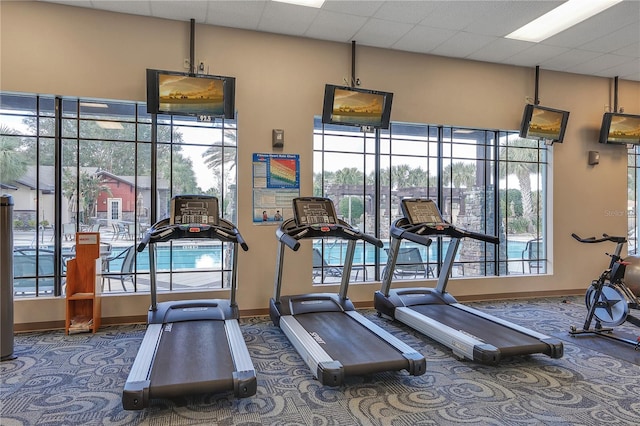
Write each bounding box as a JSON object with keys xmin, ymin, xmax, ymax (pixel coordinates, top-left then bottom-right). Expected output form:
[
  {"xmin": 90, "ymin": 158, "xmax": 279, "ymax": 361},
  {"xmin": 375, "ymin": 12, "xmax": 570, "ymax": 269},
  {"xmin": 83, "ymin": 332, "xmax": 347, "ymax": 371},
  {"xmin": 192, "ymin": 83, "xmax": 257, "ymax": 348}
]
[
  {"xmin": 499, "ymin": 138, "xmax": 540, "ymax": 232},
  {"xmin": 0, "ymin": 125, "xmax": 28, "ymax": 185},
  {"xmin": 442, "ymin": 161, "xmax": 476, "ymax": 189},
  {"xmin": 202, "ymin": 129, "xmax": 237, "ymax": 171},
  {"xmin": 63, "ymin": 170, "xmax": 112, "ymax": 222},
  {"xmin": 334, "ymin": 167, "xmax": 363, "ymax": 185}
]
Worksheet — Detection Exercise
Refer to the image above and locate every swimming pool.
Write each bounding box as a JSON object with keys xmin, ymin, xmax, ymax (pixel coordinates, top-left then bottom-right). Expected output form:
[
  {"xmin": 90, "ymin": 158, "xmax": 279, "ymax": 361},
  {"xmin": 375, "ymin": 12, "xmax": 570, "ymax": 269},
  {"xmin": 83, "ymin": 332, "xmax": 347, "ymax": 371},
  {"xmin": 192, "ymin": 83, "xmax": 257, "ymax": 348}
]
[
  {"xmin": 108, "ymin": 244, "xmax": 225, "ymax": 272},
  {"xmin": 107, "ymin": 239, "xmax": 534, "ymax": 272}
]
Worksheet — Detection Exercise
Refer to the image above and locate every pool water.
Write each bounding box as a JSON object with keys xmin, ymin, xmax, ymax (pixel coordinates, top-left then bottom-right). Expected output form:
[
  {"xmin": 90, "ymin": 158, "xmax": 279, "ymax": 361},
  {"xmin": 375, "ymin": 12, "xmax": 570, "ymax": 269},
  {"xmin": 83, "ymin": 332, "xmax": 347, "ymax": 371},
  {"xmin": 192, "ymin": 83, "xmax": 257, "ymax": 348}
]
[{"xmin": 107, "ymin": 240, "xmax": 534, "ymax": 272}]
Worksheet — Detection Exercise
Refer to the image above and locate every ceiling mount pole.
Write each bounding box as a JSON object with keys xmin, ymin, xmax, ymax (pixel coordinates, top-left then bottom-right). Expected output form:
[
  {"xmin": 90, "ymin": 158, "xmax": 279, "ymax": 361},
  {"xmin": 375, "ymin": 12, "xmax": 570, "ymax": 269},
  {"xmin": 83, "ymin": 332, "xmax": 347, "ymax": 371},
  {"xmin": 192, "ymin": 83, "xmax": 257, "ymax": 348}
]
[
  {"xmin": 614, "ymin": 76, "xmax": 619, "ymax": 112},
  {"xmin": 534, "ymin": 65, "xmax": 540, "ymax": 105},
  {"xmin": 351, "ymin": 40, "xmax": 356, "ymax": 88},
  {"xmin": 190, "ymin": 18, "xmax": 196, "ymax": 74}
]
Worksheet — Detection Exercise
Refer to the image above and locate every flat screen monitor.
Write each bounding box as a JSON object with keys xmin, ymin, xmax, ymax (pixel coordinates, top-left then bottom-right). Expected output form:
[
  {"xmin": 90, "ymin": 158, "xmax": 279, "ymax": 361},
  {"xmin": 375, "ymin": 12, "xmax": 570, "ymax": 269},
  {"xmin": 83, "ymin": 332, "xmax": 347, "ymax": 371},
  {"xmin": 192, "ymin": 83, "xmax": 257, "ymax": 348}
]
[
  {"xmin": 519, "ymin": 104, "xmax": 570, "ymax": 143},
  {"xmin": 293, "ymin": 197, "xmax": 338, "ymax": 227},
  {"xmin": 400, "ymin": 198, "xmax": 444, "ymax": 225},
  {"xmin": 170, "ymin": 195, "xmax": 219, "ymax": 226},
  {"xmin": 599, "ymin": 112, "xmax": 640, "ymax": 145},
  {"xmin": 322, "ymin": 84, "xmax": 393, "ymax": 129},
  {"xmin": 146, "ymin": 69, "xmax": 235, "ymax": 119}
]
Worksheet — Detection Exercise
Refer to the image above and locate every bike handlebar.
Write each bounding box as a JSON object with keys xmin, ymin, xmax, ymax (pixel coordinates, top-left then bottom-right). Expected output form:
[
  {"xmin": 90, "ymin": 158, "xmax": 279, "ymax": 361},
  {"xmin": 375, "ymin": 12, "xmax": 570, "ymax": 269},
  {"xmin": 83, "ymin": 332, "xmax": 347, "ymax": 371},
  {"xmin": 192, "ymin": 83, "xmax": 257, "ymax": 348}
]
[{"xmin": 571, "ymin": 233, "xmax": 627, "ymax": 244}]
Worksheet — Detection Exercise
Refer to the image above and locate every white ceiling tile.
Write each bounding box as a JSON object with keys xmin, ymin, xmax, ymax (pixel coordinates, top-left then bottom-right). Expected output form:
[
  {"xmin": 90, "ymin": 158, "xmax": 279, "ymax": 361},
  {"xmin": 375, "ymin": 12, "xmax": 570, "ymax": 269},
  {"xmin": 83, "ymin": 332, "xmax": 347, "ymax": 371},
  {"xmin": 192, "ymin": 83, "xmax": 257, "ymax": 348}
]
[
  {"xmin": 430, "ymin": 32, "xmax": 497, "ymax": 59},
  {"xmin": 257, "ymin": 2, "xmax": 319, "ymax": 36},
  {"xmin": 579, "ymin": 23, "xmax": 640, "ymax": 55},
  {"xmin": 351, "ymin": 18, "xmax": 414, "ymax": 48},
  {"xmin": 564, "ymin": 54, "xmax": 634, "ymax": 76},
  {"xmin": 150, "ymin": 1, "xmax": 209, "ymax": 23},
  {"xmin": 35, "ymin": 0, "xmax": 640, "ymax": 81},
  {"xmin": 590, "ymin": 59, "xmax": 640, "ymax": 82},
  {"xmin": 391, "ymin": 25, "xmax": 457, "ymax": 53},
  {"xmin": 466, "ymin": 38, "xmax": 534, "ymax": 63},
  {"xmin": 305, "ymin": 10, "xmax": 367, "ymax": 42},
  {"xmin": 372, "ymin": 1, "xmax": 438, "ymax": 25},
  {"xmin": 462, "ymin": 1, "xmax": 562, "ymax": 36},
  {"xmin": 205, "ymin": 1, "xmax": 266, "ymax": 30},
  {"xmin": 544, "ymin": 1, "xmax": 640, "ymax": 49},
  {"xmin": 322, "ymin": 0, "xmax": 384, "ymax": 18},
  {"xmin": 86, "ymin": 0, "xmax": 152, "ymax": 16},
  {"xmin": 614, "ymin": 42, "xmax": 640, "ymax": 58},
  {"xmin": 503, "ymin": 44, "xmax": 570, "ymax": 68},
  {"xmin": 539, "ymin": 49, "xmax": 605, "ymax": 72}
]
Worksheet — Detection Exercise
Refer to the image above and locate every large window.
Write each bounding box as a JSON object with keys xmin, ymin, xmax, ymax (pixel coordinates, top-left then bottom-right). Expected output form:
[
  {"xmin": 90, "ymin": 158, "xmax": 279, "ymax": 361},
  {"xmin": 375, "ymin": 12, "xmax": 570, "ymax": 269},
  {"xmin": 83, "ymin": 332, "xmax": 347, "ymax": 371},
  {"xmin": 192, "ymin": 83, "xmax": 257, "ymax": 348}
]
[
  {"xmin": 313, "ymin": 118, "xmax": 548, "ymax": 283},
  {"xmin": 1, "ymin": 92, "xmax": 237, "ymax": 297},
  {"xmin": 628, "ymin": 147, "xmax": 639, "ymax": 254}
]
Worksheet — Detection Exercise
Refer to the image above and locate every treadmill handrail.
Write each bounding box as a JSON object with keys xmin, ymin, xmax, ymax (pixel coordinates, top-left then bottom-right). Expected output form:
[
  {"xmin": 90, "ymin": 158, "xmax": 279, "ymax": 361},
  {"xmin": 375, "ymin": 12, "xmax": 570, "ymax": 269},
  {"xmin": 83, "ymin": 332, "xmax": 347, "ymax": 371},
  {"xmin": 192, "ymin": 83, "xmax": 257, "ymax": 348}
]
[
  {"xmin": 391, "ymin": 217, "xmax": 499, "ymax": 245},
  {"xmin": 138, "ymin": 218, "xmax": 249, "ymax": 251},
  {"xmin": 277, "ymin": 217, "xmax": 383, "ymax": 248}
]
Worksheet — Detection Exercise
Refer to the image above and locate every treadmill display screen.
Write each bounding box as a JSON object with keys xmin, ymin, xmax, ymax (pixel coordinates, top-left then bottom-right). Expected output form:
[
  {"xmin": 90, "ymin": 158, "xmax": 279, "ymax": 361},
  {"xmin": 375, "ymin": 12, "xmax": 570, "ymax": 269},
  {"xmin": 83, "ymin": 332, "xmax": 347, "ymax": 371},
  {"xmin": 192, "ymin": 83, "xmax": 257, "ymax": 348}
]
[
  {"xmin": 293, "ymin": 198, "xmax": 337, "ymax": 226},
  {"xmin": 401, "ymin": 198, "xmax": 444, "ymax": 225},
  {"xmin": 170, "ymin": 195, "xmax": 219, "ymax": 225}
]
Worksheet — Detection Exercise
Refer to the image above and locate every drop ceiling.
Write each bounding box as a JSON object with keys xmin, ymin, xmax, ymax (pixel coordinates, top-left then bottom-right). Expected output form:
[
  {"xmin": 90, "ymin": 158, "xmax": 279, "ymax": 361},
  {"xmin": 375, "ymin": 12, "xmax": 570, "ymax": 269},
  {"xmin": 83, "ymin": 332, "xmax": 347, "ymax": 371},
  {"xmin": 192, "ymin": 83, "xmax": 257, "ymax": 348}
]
[{"xmin": 41, "ymin": 0, "xmax": 640, "ymax": 81}]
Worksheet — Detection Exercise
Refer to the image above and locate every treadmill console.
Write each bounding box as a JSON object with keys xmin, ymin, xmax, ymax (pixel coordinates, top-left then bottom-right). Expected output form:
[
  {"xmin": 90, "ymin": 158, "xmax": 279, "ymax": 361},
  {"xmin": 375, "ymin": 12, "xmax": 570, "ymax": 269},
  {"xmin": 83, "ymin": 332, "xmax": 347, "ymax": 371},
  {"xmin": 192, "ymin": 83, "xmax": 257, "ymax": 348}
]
[
  {"xmin": 293, "ymin": 197, "xmax": 337, "ymax": 227},
  {"xmin": 170, "ymin": 195, "xmax": 219, "ymax": 226},
  {"xmin": 401, "ymin": 198, "xmax": 445, "ymax": 225}
]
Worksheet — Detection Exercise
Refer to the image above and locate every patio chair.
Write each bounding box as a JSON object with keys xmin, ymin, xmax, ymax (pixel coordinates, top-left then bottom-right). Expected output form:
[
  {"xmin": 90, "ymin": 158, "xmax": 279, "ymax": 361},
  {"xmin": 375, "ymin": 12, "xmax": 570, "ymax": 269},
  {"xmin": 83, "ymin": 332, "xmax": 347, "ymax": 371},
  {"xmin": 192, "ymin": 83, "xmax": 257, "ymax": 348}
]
[
  {"xmin": 312, "ymin": 247, "xmax": 366, "ymax": 282},
  {"xmin": 102, "ymin": 246, "xmax": 136, "ymax": 291},
  {"xmin": 521, "ymin": 237, "xmax": 545, "ymax": 273},
  {"xmin": 384, "ymin": 247, "xmax": 433, "ymax": 280},
  {"xmin": 13, "ymin": 248, "xmax": 56, "ymax": 294},
  {"xmin": 111, "ymin": 222, "xmax": 131, "ymax": 240},
  {"xmin": 312, "ymin": 248, "xmax": 343, "ymax": 282},
  {"xmin": 62, "ymin": 223, "xmax": 76, "ymax": 241}
]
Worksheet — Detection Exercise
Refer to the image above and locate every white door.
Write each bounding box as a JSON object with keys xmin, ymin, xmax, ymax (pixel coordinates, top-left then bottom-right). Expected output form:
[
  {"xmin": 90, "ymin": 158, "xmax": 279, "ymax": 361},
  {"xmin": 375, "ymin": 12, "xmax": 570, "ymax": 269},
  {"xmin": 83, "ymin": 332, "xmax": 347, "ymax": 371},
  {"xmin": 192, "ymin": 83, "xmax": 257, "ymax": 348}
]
[{"xmin": 107, "ymin": 198, "xmax": 122, "ymax": 224}]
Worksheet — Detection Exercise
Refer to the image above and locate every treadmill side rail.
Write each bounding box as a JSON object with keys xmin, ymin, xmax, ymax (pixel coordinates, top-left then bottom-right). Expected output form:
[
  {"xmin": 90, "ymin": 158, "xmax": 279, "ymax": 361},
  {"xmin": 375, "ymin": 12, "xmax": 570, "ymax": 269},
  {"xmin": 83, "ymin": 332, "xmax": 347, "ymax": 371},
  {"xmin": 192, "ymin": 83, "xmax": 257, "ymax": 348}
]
[
  {"xmin": 395, "ymin": 307, "xmax": 497, "ymax": 363},
  {"xmin": 122, "ymin": 323, "xmax": 163, "ymax": 410},
  {"xmin": 224, "ymin": 319, "xmax": 257, "ymax": 397},
  {"xmin": 344, "ymin": 311, "xmax": 426, "ymax": 376},
  {"xmin": 451, "ymin": 303, "xmax": 563, "ymax": 358},
  {"xmin": 280, "ymin": 315, "xmax": 343, "ymax": 386}
]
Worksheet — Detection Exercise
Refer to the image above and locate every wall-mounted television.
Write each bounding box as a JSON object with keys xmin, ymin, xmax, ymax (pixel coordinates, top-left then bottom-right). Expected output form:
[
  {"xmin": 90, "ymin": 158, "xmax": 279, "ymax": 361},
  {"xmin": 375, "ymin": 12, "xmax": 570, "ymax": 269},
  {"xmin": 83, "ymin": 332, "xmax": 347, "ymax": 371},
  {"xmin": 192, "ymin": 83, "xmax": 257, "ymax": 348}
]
[
  {"xmin": 519, "ymin": 104, "xmax": 570, "ymax": 143},
  {"xmin": 146, "ymin": 69, "xmax": 235, "ymax": 119},
  {"xmin": 599, "ymin": 112, "xmax": 640, "ymax": 145},
  {"xmin": 322, "ymin": 84, "xmax": 393, "ymax": 129}
]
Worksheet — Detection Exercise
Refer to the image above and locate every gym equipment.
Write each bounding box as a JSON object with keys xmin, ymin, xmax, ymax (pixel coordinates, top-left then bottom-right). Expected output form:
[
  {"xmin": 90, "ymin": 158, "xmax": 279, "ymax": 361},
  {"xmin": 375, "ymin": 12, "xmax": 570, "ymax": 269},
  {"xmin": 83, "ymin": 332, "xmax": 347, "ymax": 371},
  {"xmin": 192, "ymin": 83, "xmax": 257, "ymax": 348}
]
[
  {"xmin": 270, "ymin": 197, "xmax": 426, "ymax": 386},
  {"xmin": 122, "ymin": 195, "xmax": 256, "ymax": 410},
  {"xmin": 1, "ymin": 195, "xmax": 16, "ymax": 361},
  {"xmin": 619, "ymin": 255, "xmax": 640, "ymax": 298},
  {"xmin": 375, "ymin": 198, "xmax": 563, "ymax": 365},
  {"xmin": 569, "ymin": 233, "xmax": 640, "ymax": 348}
]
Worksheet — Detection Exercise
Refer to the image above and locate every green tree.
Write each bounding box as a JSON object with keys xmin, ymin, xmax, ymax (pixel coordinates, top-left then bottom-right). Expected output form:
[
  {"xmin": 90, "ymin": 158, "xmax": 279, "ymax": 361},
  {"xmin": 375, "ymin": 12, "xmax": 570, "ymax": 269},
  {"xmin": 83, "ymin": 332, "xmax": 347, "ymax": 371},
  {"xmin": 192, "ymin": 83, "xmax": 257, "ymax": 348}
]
[
  {"xmin": 443, "ymin": 161, "xmax": 476, "ymax": 188},
  {"xmin": 339, "ymin": 196, "xmax": 364, "ymax": 225},
  {"xmin": 202, "ymin": 129, "xmax": 237, "ymax": 197},
  {"xmin": 20, "ymin": 114, "xmax": 195, "ymax": 191},
  {"xmin": 334, "ymin": 167, "xmax": 363, "ymax": 185},
  {"xmin": 499, "ymin": 138, "xmax": 540, "ymax": 232},
  {"xmin": 0, "ymin": 125, "xmax": 28, "ymax": 185},
  {"xmin": 63, "ymin": 169, "xmax": 112, "ymax": 221},
  {"xmin": 406, "ymin": 166, "xmax": 430, "ymax": 187}
]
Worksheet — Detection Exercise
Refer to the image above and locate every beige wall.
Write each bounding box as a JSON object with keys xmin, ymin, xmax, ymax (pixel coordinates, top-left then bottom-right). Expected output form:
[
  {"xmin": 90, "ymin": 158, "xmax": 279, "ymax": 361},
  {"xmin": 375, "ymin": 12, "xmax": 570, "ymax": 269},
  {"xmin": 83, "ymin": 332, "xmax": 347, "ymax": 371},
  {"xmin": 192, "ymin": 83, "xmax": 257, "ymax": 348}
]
[{"xmin": 3, "ymin": 1, "xmax": 640, "ymax": 327}]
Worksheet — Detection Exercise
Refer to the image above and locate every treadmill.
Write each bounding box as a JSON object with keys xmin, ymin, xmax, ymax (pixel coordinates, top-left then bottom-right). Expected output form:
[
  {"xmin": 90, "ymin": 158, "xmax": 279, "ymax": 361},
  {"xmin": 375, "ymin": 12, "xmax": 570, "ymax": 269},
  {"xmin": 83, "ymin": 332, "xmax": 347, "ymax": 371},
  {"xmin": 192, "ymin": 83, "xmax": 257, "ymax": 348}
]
[
  {"xmin": 374, "ymin": 197, "xmax": 563, "ymax": 365},
  {"xmin": 122, "ymin": 195, "xmax": 256, "ymax": 410},
  {"xmin": 270, "ymin": 197, "xmax": 426, "ymax": 386}
]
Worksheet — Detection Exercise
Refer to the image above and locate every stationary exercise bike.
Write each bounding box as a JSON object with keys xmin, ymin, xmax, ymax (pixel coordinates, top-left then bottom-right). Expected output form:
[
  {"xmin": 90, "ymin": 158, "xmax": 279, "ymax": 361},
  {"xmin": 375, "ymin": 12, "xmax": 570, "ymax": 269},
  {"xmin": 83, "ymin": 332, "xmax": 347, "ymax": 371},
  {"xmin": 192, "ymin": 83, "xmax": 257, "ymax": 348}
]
[{"xmin": 569, "ymin": 233, "xmax": 640, "ymax": 349}]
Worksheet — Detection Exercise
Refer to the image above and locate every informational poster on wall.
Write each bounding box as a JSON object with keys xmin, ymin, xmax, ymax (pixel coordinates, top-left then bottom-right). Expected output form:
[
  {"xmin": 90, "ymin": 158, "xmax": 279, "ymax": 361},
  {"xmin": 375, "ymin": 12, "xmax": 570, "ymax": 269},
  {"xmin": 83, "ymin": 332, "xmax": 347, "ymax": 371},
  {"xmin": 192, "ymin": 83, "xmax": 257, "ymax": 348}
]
[{"xmin": 252, "ymin": 153, "xmax": 300, "ymax": 224}]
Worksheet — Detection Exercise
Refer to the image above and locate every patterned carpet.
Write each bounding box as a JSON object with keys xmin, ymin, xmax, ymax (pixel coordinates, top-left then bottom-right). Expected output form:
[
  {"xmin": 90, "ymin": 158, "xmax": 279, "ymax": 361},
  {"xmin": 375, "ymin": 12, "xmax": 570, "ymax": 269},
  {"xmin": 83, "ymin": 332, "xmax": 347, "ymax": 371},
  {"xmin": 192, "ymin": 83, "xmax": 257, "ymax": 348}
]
[{"xmin": 2, "ymin": 296, "xmax": 640, "ymax": 425}]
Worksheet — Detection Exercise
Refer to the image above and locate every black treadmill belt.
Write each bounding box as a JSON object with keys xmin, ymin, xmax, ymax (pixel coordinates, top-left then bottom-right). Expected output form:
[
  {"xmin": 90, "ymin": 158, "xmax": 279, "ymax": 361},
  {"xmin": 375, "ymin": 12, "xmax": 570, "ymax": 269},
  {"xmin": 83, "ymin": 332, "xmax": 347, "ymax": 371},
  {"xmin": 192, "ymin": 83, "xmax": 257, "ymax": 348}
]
[
  {"xmin": 295, "ymin": 312, "xmax": 409, "ymax": 375},
  {"xmin": 149, "ymin": 320, "xmax": 234, "ymax": 398},
  {"xmin": 409, "ymin": 304, "xmax": 550, "ymax": 356}
]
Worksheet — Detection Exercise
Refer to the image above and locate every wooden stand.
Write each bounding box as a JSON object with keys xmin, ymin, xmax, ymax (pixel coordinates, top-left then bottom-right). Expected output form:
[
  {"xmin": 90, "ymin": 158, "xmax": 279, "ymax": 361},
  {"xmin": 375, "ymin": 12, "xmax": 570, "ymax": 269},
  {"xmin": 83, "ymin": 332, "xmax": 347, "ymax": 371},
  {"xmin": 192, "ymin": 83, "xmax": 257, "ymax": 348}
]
[{"xmin": 65, "ymin": 232, "xmax": 102, "ymax": 334}]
